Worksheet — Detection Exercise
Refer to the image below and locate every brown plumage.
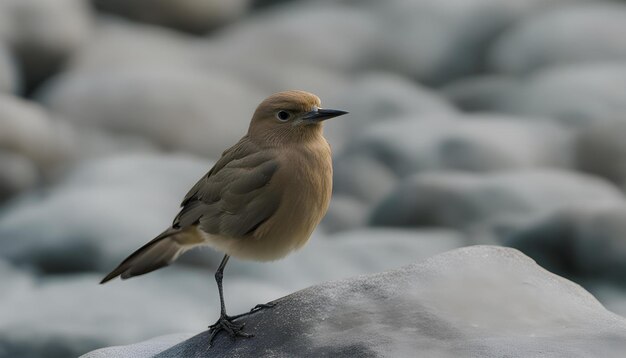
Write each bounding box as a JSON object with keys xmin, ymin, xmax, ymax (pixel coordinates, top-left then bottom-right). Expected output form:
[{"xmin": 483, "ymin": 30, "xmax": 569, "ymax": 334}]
[{"xmin": 100, "ymin": 90, "xmax": 347, "ymax": 345}]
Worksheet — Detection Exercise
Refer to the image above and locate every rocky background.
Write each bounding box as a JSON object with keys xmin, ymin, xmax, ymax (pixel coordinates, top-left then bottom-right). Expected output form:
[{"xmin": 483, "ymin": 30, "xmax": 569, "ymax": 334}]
[{"xmin": 1, "ymin": 0, "xmax": 626, "ymax": 357}]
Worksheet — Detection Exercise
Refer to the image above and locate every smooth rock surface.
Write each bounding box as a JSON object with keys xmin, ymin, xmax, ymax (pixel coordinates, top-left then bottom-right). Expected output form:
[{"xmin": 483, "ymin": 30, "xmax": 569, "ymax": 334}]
[
  {"xmin": 370, "ymin": 0, "xmax": 569, "ymax": 84},
  {"xmin": 574, "ymin": 121, "xmax": 626, "ymax": 187},
  {"xmin": 0, "ymin": 228, "xmax": 466, "ymax": 358},
  {"xmin": 0, "ymin": 0, "xmax": 93, "ymax": 90},
  {"xmin": 81, "ymin": 246, "xmax": 626, "ymax": 358},
  {"xmin": 370, "ymin": 169, "xmax": 624, "ymax": 230},
  {"xmin": 341, "ymin": 115, "xmax": 572, "ymax": 178},
  {"xmin": 489, "ymin": 3, "xmax": 626, "ymax": 75},
  {"xmin": 92, "ymin": 0, "xmax": 251, "ymax": 34},
  {"xmin": 494, "ymin": 64, "xmax": 626, "ymax": 127},
  {"xmin": 0, "ymin": 94, "xmax": 75, "ymax": 174},
  {"xmin": 39, "ymin": 67, "xmax": 262, "ymax": 158},
  {"xmin": 0, "ymin": 153, "xmax": 211, "ymax": 273},
  {"xmin": 504, "ymin": 205, "xmax": 626, "ymax": 284},
  {"xmin": 324, "ymin": 72, "xmax": 456, "ymax": 151},
  {"xmin": 0, "ymin": 43, "xmax": 18, "ymax": 93}
]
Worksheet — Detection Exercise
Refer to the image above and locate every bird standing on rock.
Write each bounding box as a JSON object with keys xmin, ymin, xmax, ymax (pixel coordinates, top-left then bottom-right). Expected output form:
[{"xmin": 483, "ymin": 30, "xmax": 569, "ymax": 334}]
[{"xmin": 100, "ymin": 90, "xmax": 347, "ymax": 345}]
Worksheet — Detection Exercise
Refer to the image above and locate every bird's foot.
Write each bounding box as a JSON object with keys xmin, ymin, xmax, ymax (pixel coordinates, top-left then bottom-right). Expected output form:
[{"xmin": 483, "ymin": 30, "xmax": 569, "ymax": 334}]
[
  {"xmin": 229, "ymin": 302, "xmax": 277, "ymax": 320},
  {"xmin": 208, "ymin": 315, "xmax": 253, "ymax": 347}
]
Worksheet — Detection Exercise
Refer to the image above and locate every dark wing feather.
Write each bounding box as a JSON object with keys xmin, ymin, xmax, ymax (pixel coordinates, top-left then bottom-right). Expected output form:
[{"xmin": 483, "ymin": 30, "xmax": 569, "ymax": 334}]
[{"xmin": 173, "ymin": 136, "xmax": 281, "ymax": 238}]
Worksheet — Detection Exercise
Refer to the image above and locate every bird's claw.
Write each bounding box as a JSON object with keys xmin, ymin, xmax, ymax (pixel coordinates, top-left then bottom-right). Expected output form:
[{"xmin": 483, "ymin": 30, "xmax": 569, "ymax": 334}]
[
  {"xmin": 250, "ymin": 302, "xmax": 276, "ymax": 313},
  {"xmin": 208, "ymin": 315, "xmax": 253, "ymax": 347}
]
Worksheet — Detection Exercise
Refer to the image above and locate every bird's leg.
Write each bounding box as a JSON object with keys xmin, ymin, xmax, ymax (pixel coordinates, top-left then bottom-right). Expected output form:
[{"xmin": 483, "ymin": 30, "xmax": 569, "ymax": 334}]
[{"xmin": 208, "ymin": 254, "xmax": 253, "ymax": 346}]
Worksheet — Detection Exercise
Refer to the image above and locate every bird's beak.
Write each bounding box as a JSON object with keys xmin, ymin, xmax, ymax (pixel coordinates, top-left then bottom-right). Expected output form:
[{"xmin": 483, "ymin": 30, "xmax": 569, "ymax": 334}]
[{"xmin": 302, "ymin": 108, "xmax": 348, "ymax": 122}]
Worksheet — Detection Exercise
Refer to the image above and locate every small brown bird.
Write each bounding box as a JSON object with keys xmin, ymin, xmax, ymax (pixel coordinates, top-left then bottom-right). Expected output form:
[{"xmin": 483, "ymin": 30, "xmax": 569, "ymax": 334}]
[{"xmin": 101, "ymin": 90, "xmax": 347, "ymax": 344}]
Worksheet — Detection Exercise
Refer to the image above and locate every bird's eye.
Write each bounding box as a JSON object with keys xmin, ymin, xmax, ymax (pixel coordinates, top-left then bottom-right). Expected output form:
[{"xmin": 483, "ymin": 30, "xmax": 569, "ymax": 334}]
[{"xmin": 276, "ymin": 111, "xmax": 291, "ymax": 121}]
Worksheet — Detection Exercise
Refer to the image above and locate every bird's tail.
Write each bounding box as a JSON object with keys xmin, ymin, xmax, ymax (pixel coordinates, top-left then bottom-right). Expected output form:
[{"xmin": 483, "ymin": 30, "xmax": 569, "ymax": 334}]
[{"xmin": 100, "ymin": 228, "xmax": 203, "ymax": 284}]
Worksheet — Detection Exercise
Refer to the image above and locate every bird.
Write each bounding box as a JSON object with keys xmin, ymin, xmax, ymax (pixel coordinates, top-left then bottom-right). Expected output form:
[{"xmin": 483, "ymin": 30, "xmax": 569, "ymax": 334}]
[{"xmin": 100, "ymin": 90, "xmax": 347, "ymax": 345}]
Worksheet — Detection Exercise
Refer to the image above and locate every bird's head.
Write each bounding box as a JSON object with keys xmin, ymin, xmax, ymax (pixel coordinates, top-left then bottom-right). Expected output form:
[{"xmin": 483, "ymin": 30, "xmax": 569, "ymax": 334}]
[{"xmin": 248, "ymin": 90, "xmax": 347, "ymax": 145}]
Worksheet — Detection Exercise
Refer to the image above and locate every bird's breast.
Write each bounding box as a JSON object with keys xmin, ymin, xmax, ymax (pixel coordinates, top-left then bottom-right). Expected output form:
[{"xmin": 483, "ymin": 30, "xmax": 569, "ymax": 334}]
[{"xmin": 254, "ymin": 140, "xmax": 333, "ymax": 254}]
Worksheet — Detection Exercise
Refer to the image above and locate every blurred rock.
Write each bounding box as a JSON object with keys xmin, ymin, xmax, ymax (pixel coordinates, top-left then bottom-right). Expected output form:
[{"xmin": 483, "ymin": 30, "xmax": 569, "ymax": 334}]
[
  {"xmin": 324, "ymin": 72, "xmax": 457, "ymax": 151},
  {"xmin": 370, "ymin": 169, "xmax": 624, "ymax": 230},
  {"xmin": 196, "ymin": 3, "xmax": 371, "ymax": 96},
  {"xmin": 0, "ymin": 94, "xmax": 75, "ymax": 174},
  {"xmin": 370, "ymin": 0, "xmax": 569, "ymax": 85},
  {"xmin": 440, "ymin": 75, "xmax": 524, "ymax": 112},
  {"xmin": 1, "ymin": 227, "xmax": 466, "ymax": 357},
  {"xmin": 0, "ymin": 268, "xmax": 208, "ymax": 358},
  {"xmin": 504, "ymin": 205, "xmax": 626, "ymax": 285},
  {"xmin": 492, "ymin": 64, "xmax": 626, "ymax": 128},
  {"xmin": 489, "ymin": 3, "xmax": 626, "ymax": 75},
  {"xmin": 593, "ymin": 285, "xmax": 626, "ymax": 319},
  {"xmin": 38, "ymin": 67, "xmax": 263, "ymax": 158},
  {"xmin": 575, "ymin": 121, "xmax": 626, "ymax": 187},
  {"xmin": 0, "ymin": 153, "xmax": 211, "ymax": 273},
  {"xmin": 341, "ymin": 114, "xmax": 572, "ymax": 178},
  {"xmin": 0, "ymin": 151, "xmax": 38, "ymax": 202},
  {"xmin": 83, "ymin": 246, "xmax": 626, "ymax": 358},
  {"xmin": 0, "ymin": 43, "xmax": 19, "ymax": 93},
  {"xmin": 92, "ymin": 0, "xmax": 251, "ymax": 34},
  {"xmin": 0, "ymin": 0, "xmax": 93, "ymax": 91},
  {"xmin": 65, "ymin": 16, "xmax": 197, "ymax": 74},
  {"xmin": 332, "ymin": 154, "xmax": 397, "ymax": 204},
  {"xmin": 321, "ymin": 195, "xmax": 368, "ymax": 233}
]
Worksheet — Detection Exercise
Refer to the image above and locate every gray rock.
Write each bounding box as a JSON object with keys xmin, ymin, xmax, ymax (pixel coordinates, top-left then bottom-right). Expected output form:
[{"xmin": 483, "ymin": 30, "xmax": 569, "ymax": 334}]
[
  {"xmin": 574, "ymin": 121, "xmax": 626, "ymax": 187},
  {"xmin": 321, "ymin": 195, "xmax": 368, "ymax": 233},
  {"xmin": 370, "ymin": 169, "xmax": 624, "ymax": 230},
  {"xmin": 492, "ymin": 64, "xmax": 626, "ymax": 128},
  {"xmin": 38, "ymin": 67, "xmax": 263, "ymax": 158},
  {"xmin": 0, "ymin": 0, "xmax": 94, "ymax": 90},
  {"xmin": 196, "ymin": 3, "xmax": 371, "ymax": 96},
  {"xmin": 370, "ymin": 0, "xmax": 570, "ymax": 85},
  {"xmin": 489, "ymin": 3, "xmax": 626, "ymax": 75},
  {"xmin": 0, "ymin": 153, "xmax": 212, "ymax": 273},
  {"xmin": 341, "ymin": 114, "xmax": 572, "ymax": 178},
  {"xmin": 0, "ymin": 94, "xmax": 75, "ymax": 174},
  {"xmin": 504, "ymin": 205, "xmax": 626, "ymax": 285},
  {"xmin": 0, "ymin": 151, "xmax": 38, "ymax": 202},
  {"xmin": 91, "ymin": 0, "xmax": 251, "ymax": 34},
  {"xmin": 64, "ymin": 16, "xmax": 197, "ymax": 74},
  {"xmin": 0, "ymin": 268, "xmax": 209, "ymax": 358},
  {"xmin": 324, "ymin": 72, "xmax": 457, "ymax": 151},
  {"xmin": 440, "ymin": 75, "xmax": 524, "ymax": 112},
  {"xmin": 0, "ymin": 43, "xmax": 19, "ymax": 93},
  {"xmin": 332, "ymin": 154, "xmax": 397, "ymax": 204},
  {"xmin": 81, "ymin": 246, "xmax": 626, "ymax": 358},
  {"xmin": 0, "ymin": 228, "xmax": 465, "ymax": 357}
]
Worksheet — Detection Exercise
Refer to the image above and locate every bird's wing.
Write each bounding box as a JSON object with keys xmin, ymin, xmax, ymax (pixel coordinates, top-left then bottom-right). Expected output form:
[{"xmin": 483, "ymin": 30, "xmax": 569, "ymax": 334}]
[{"xmin": 173, "ymin": 136, "xmax": 281, "ymax": 238}]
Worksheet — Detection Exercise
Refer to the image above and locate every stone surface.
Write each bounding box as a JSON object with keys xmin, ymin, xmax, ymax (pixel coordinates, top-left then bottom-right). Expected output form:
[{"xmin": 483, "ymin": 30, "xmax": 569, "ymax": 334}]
[
  {"xmin": 440, "ymin": 75, "xmax": 524, "ymax": 112},
  {"xmin": 0, "ymin": 94, "xmax": 75, "ymax": 183},
  {"xmin": 504, "ymin": 205, "xmax": 626, "ymax": 284},
  {"xmin": 340, "ymin": 114, "xmax": 572, "ymax": 178},
  {"xmin": 92, "ymin": 0, "xmax": 252, "ymax": 34},
  {"xmin": 493, "ymin": 64, "xmax": 626, "ymax": 128},
  {"xmin": 38, "ymin": 67, "xmax": 262, "ymax": 158},
  {"xmin": 0, "ymin": 228, "xmax": 466, "ymax": 358},
  {"xmin": 0, "ymin": 153, "xmax": 212, "ymax": 273},
  {"xmin": 574, "ymin": 121, "xmax": 626, "ymax": 188},
  {"xmin": 369, "ymin": 0, "xmax": 569, "ymax": 85},
  {"xmin": 81, "ymin": 246, "xmax": 626, "ymax": 358},
  {"xmin": 489, "ymin": 3, "xmax": 626, "ymax": 75},
  {"xmin": 370, "ymin": 169, "xmax": 624, "ymax": 230},
  {"xmin": 0, "ymin": 43, "xmax": 18, "ymax": 93},
  {"xmin": 0, "ymin": 0, "xmax": 93, "ymax": 90},
  {"xmin": 0, "ymin": 151, "xmax": 38, "ymax": 202},
  {"xmin": 324, "ymin": 72, "xmax": 456, "ymax": 151}
]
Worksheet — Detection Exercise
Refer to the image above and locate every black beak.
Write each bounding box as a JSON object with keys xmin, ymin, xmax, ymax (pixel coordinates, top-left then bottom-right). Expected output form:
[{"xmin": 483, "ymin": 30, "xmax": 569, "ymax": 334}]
[{"xmin": 302, "ymin": 108, "xmax": 348, "ymax": 122}]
